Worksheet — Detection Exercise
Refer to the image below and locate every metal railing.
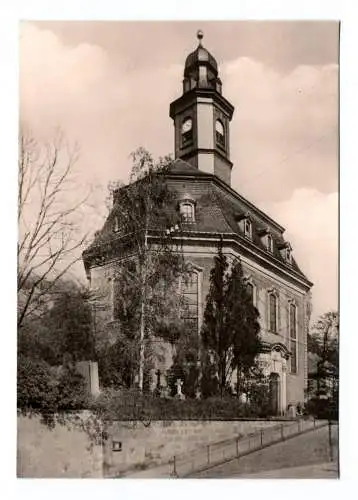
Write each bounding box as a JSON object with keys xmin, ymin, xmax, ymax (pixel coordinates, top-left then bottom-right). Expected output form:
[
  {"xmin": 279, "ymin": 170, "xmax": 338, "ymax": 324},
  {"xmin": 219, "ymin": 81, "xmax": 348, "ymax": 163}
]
[{"xmin": 169, "ymin": 417, "xmax": 329, "ymax": 477}]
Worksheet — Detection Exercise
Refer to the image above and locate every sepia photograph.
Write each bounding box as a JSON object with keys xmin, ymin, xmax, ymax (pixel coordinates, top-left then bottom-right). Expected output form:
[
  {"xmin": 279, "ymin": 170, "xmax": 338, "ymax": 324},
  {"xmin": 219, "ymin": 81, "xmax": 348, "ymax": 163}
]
[{"xmin": 17, "ymin": 19, "xmax": 339, "ymax": 480}]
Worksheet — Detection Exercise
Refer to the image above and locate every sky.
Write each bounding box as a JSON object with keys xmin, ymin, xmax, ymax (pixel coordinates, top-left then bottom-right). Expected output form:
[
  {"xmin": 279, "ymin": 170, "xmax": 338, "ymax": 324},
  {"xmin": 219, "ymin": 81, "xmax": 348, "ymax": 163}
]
[{"xmin": 19, "ymin": 20, "xmax": 339, "ymax": 320}]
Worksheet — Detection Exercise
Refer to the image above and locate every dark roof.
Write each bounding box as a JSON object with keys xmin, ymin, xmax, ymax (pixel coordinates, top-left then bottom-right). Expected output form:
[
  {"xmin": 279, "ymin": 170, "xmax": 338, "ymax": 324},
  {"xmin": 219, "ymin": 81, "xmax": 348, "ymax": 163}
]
[
  {"xmin": 83, "ymin": 159, "xmax": 312, "ymax": 286},
  {"xmin": 168, "ymin": 158, "xmax": 209, "ymax": 176},
  {"xmin": 184, "ymin": 45, "xmax": 218, "ymax": 77}
]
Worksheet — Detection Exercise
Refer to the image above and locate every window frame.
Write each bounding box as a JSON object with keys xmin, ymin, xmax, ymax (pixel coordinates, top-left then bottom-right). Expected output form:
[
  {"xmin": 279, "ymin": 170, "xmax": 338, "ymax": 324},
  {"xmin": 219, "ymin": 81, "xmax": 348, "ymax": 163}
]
[
  {"xmin": 289, "ymin": 302, "xmax": 298, "ymax": 374},
  {"xmin": 268, "ymin": 290, "xmax": 279, "ymax": 333},
  {"xmin": 244, "ymin": 218, "xmax": 253, "ymax": 239},
  {"xmin": 180, "ymin": 201, "xmax": 195, "ymax": 223},
  {"xmin": 245, "ymin": 278, "xmax": 257, "ymax": 308},
  {"xmin": 180, "ymin": 268, "xmax": 200, "ymax": 334},
  {"xmin": 215, "ymin": 119, "xmax": 225, "ymax": 149}
]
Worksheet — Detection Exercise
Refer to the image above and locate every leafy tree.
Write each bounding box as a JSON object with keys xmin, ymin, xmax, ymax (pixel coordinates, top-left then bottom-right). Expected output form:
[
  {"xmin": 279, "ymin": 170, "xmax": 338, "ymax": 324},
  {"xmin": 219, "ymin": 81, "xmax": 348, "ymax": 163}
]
[
  {"xmin": 17, "ymin": 355, "xmax": 88, "ymax": 420},
  {"xmin": 18, "ymin": 279, "xmax": 95, "ymax": 366},
  {"xmin": 89, "ymin": 148, "xmax": 189, "ymax": 390},
  {"xmin": 43, "ymin": 281, "xmax": 95, "ymax": 364},
  {"xmin": 308, "ymin": 311, "xmax": 339, "ymax": 400},
  {"xmin": 201, "ymin": 242, "xmax": 261, "ymax": 397}
]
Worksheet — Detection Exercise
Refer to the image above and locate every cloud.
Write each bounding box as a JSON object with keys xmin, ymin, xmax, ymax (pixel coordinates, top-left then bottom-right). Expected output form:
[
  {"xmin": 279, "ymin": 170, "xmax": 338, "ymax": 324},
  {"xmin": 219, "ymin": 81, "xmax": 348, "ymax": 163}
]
[
  {"xmin": 261, "ymin": 189, "xmax": 338, "ymax": 320},
  {"xmin": 20, "ymin": 23, "xmax": 338, "ymax": 314},
  {"xmin": 222, "ymin": 57, "xmax": 338, "ymax": 204}
]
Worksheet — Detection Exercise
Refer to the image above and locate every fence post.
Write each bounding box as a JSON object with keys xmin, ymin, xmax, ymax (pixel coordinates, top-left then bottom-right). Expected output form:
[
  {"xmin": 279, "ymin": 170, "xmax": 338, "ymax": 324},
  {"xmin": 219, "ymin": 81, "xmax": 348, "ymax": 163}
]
[
  {"xmin": 207, "ymin": 445, "xmax": 210, "ymax": 465},
  {"xmin": 297, "ymin": 419, "xmax": 300, "ymax": 433},
  {"xmin": 281, "ymin": 424, "xmax": 284, "ymax": 440},
  {"xmin": 236, "ymin": 437, "xmax": 240, "ymax": 458},
  {"xmin": 172, "ymin": 455, "xmax": 177, "ymax": 478},
  {"xmin": 328, "ymin": 420, "xmax": 333, "ymax": 462},
  {"xmin": 260, "ymin": 429, "xmax": 263, "ymax": 447},
  {"xmin": 313, "ymin": 416, "xmax": 316, "ymax": 428}
]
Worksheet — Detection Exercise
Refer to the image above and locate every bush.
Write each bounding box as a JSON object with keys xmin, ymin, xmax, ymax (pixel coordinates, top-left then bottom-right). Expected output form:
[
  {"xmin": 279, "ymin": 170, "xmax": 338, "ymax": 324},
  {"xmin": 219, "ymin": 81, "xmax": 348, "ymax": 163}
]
[
  {"xmin": 89, "ymin": 388, "xmax": 263, "ymax": 421},
  {"xmin": 17, "ymin": 355, "xmax": 88, "ymax": 420},
  {"xmin": 305, "ymin": 396, "xmax": 339, "ymax": 420},
  {"xmin": 17, "ymin": 355, "xmax": 59, "ymax": 412}
]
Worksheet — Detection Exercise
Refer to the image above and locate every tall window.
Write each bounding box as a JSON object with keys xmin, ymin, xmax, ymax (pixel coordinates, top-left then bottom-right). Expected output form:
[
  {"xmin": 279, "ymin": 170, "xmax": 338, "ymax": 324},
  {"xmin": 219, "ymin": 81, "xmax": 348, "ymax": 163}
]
[
  {"xmin": 267, "ymin": 234, "xmax": 273, "ymax": 252},
  {"xmin": 182, "ymin": 272, "xmax": 199, "ymax": 332},
  {"xmin": 180, "ymin": 202, "xmax": 195, "ymax": 223},
  {"xmin": 289, "ymin": 303, "xmax": 297, "ymax": 373},
  {"xmin": 215, "ymin": 120, "xmax": 225, "ymax": 148},
  {"xmin": 246, "ymin": 282, "xmax": 254, "ymax": 303},
  {"xmin": 269, "ymin": 292, "xmax": 278, "ymax": 333}
]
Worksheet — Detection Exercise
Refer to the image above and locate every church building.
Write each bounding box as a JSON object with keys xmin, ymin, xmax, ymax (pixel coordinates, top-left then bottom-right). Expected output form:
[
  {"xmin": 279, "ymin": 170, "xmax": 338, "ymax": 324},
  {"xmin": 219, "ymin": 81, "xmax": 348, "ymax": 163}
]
[{"xmin": 83, "ymin": 31, "xmax": 313, "ymax": 414}]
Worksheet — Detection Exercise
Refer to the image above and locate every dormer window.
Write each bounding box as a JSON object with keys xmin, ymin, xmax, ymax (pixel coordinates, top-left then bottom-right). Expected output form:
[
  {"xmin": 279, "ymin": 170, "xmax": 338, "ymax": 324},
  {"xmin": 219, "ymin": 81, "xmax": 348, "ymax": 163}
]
[
  {"xmin": 215, "ymin": 119, "xmax": 225, "ymax": 148},
  {"xmin": 259, "ymin": 228, "xmax": 274, "ymax": 253},
  {"xmin": 280, "ymin": 242, "xmax": 292, "ymax": 264},
  {"xmin": 181, "ymin": 118, "xmax": 193, "ymax": 148},
  {"xmin": 244, "ymin": 219, "xmax": 252, "ymax": 239},
  {"xmin": 237, "ymin": 213, "xmax": 253, "ymax": 239},
  {"xmin": 179, "ymin": 200, "xmax": 195, "ymax": 223}
]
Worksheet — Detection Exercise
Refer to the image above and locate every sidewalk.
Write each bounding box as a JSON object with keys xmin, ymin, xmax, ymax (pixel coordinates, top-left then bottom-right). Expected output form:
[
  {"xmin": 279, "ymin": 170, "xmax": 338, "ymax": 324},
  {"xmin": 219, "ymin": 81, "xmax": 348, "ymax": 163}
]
[
  {"xmin": 121, "ymin": 462, "xmax": 173, "ymax": 478},
  {"xmin": 233, "ymin": 461, "xmax": 339, "ymax": 479}
]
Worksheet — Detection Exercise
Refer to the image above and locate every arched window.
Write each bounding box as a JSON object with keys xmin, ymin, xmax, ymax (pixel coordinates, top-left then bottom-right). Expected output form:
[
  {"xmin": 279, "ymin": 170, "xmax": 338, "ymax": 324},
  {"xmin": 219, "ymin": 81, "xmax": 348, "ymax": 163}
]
[
  {"xmin": 180, "ymin": 201, "xmax": 195, "ymax": 223},
  {"xmin": 267, "ymin": 234, "xmax": 273, "ymax": 252},
  {"xmin": 285, "ymin": 247, "xmax": 292, "ymax": 264},
  {"xmin": 244, "ymin": 219, "xmax": 252, "ymax": 239},
  {"xmin": 246, "ymin": 282, "xmax": 254, "ymax": 302},
  {"xmin": 215, "ymin": 119, "xmax": 225, "ymax": 148},
  {"xmin": 269, "ymin": 292, "xmax": 278, "ymax": 333},
  {"xmin": 181, "ymin": 117, "xmax": 193, "ymax": 147},
  {"xmin": 181, "ymin": 271, "xmax": 199, "ymax": 333},
  {"xmin": 280, "ymin": 243, "xmax": 293, "ymax": 264},
  {"xmin": 289, "ymin": 303, "xmax": 297, "ymax": 373}
]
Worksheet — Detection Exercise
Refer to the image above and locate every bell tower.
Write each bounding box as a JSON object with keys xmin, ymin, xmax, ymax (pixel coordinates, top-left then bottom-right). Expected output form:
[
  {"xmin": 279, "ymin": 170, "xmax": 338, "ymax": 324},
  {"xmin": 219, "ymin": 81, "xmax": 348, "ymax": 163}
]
[{"xmin": 169, "ymin": 30, "xmax": 235, "ymax": 185}]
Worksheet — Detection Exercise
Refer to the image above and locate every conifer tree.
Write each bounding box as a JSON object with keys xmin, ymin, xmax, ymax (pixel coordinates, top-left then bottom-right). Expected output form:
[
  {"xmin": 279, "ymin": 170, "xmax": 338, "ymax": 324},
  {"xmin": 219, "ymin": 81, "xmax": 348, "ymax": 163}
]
[
  {"xmin": 201, "ymin": 241, "xmax": 228, "ymax": 397},
  {"xmin": 201, "ymin": 242, "xmax": 261, "ymax": 397},
  {"xmin": 225, "ymin": 259, "xmax": 261, "ymax": 397}
]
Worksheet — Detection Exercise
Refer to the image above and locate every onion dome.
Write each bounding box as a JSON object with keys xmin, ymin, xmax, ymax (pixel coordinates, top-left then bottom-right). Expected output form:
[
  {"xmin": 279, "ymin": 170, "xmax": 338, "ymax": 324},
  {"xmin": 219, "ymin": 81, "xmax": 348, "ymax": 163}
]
[{"xmin": 182, "ymin": 30, "xmax": 222, "ymax": 94}]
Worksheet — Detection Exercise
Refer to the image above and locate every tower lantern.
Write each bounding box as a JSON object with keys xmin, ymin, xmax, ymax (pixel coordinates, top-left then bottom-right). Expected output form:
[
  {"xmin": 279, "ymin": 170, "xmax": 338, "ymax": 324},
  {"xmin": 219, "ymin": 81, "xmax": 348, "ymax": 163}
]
[{"xmin": 169, "ymin": 31, "xmax": 235, "ymax": 185}]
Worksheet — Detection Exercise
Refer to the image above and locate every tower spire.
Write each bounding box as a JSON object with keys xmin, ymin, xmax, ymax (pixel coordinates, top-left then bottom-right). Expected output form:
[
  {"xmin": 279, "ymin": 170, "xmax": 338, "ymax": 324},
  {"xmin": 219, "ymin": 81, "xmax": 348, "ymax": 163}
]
[
  {"xmin": 197, "ymin": 29, "xmax": 204, "ymax": 46},
  {"xmin": 169, "ymin": 34, "xmax": 235, "ymax": 185}
]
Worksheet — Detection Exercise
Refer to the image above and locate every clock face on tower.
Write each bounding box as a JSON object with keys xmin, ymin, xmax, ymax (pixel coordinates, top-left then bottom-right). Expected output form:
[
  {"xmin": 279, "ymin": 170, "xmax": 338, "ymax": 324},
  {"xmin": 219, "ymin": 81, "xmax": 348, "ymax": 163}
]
[{"xmin": 182, "ymin": 118, "xmax": 192, "ymax": 133}]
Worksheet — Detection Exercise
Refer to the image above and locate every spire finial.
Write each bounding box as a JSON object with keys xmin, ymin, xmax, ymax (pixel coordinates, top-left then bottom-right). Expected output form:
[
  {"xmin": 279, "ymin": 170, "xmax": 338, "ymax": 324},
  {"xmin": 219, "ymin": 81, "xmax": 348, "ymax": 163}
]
[{"xmin": 197, "ymin": 29, "xmax": 204, "ymax": 46}]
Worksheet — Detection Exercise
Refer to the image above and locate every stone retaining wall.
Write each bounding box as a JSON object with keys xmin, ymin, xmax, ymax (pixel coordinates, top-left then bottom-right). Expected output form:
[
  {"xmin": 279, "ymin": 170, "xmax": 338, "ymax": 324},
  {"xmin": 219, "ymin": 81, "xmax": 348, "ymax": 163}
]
[
  {"xmin": 17, "ymin": 414, "xmax": 281, "ymax": 478},
  {"xmin": 105, "ymin": 419, "xmax": 278, "ymax": 476}
]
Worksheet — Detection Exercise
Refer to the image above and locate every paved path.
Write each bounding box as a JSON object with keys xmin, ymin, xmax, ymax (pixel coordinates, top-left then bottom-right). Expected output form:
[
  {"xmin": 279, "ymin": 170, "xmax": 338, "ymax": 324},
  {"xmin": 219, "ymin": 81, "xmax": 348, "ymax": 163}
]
[
  {"xmin": 191, "ymin": 424, "xmax": 339, "ymax": 479},
  {"xmin": 231, "ymin": 462, "xmax": 338, "ymax": 479}
]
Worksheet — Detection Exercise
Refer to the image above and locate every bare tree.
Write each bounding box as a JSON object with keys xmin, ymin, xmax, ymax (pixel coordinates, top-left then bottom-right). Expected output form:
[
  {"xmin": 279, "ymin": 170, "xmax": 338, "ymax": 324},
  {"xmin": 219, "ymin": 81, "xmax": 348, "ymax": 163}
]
[{"xmin": 18, "ymin": 128, "xmax": 90, "ymax": 329}]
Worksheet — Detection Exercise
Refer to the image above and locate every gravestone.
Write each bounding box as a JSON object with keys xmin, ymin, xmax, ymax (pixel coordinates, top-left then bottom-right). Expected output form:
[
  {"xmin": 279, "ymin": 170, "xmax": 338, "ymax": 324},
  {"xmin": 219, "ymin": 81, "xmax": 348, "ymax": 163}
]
[
  {"xmin": 175, "ymin": 379, "xmax": 185, "ymax": 400},
  {"xmin": 75, "ymin": 361, "xmax": 100, "ymax": 397}
]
